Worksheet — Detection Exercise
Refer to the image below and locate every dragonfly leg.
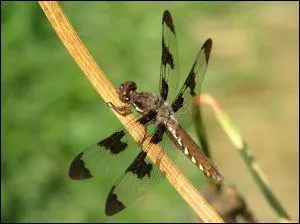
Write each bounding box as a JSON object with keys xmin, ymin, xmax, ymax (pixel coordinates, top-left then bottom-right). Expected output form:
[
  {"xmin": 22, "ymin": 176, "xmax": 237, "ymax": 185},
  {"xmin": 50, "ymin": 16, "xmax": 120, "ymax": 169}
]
[{"xmin": 107, "ymin": 102, "xmax": 132, "ymax": 116}]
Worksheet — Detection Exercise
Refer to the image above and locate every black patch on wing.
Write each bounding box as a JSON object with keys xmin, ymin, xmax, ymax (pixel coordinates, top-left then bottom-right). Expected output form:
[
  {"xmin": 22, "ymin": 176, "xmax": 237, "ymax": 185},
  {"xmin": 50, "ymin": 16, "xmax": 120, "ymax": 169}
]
[
  {"xmin": 162, "ymin": 39, "xmax": 174, "ymax": 69},
  {"xmin": 97, "ymin": 130, "xmax": 127, "ymax": 154},
  {"xmin": 171, "ymin": 68, "xmax": 197, "ymax": 112},
  {"xmin": 171, "ymin": 70, "xmax": 196, "ymax": 112},
  {"xmin": 185, "ymin": 70, "xmax": 196, "ymax": 96},
  {"xmin": 160, "ymin": 39, "xmax": 174, "ymax": 100},
  {"xmin": 171, "ymin": 38, "xmax": 213, "ymax": 115},
  {"xmin": 69, "ymin": 111, "xmax": 158, "ymax": 183},
  {"xmin": 160, "ymin": 10, "xmax": 180, "ymax": 101},
  {"xmin": 138, "ymin": 110, "xmax": 157, "ymax": 125},
  {"xmin": 102, "ymin": 121, "xmax": 168, "ymax": 216},
  {"xmin": 69, "ymin": 152, "xmax": 92, "ymax": 180},
  {"xmin": 202, "ymin": 38, "xmax": 212, "ymax": 64},
  {"xmin": 162, "ymin": 10, "xmax": 175, "ymax": 34},
  {"xmin": 161, "ymin": 77, "xmax": 169, "ymax": 101},
  {"xmin": 150, "ymin": 123, "xmax": 166, "ymax": 144},
  {"xmin": 171, "ymin": 93, "xmax": 184, "ymax": 112},
  {"xmin": 105, "ymin": 186, "xmax": 125, "ymax": 216},
  {"xmin": 126, "ymin": 151, "xmax": 153, "ymax": 179},
  {"xmin": 103, "ymin": 150, "xmax": 161, "ymax": 216}
]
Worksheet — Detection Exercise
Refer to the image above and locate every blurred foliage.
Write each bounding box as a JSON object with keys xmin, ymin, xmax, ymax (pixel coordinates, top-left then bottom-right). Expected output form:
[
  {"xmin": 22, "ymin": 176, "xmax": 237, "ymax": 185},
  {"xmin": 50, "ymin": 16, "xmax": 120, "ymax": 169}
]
[{"xmin": 1, "ymin": 1, "xmax": 298, "ymax": 222}]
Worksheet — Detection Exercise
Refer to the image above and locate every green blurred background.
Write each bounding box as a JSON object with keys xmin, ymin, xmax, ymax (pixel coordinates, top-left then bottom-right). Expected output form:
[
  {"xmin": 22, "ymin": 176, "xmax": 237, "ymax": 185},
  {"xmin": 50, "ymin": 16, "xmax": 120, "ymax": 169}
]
[{"xmin": 1, "ymin": 1, "xmax": 298, "ymax": 222}]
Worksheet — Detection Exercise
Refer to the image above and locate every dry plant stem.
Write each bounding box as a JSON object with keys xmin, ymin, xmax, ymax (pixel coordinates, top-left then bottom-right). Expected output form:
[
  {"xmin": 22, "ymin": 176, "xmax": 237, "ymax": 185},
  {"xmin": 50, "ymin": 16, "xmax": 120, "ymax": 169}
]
[
  {"xmin": 38, "ymin": 2, "xmax": 224, "ymax": 223},
  {"xmin": 196, "ymin": 94, "xmax": 291, "ymax": 221}
]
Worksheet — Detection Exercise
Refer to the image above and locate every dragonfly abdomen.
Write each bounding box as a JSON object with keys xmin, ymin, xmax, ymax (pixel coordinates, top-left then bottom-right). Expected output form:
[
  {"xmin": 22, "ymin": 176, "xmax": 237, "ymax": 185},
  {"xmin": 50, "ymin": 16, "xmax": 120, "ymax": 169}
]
[{"xmin": 166, "ymin": 118, "xmax": 223, "ymax": 182}]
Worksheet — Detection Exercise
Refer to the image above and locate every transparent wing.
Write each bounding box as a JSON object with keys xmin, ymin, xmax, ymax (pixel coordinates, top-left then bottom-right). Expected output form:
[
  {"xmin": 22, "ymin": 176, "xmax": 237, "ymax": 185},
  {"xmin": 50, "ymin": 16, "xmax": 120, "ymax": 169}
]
[
  {"xmin": 105, "ymin": 151, "xmax": 163, "ymax": 216},
  {"xmin": 159, "ymin": 10, "xmax": 180, "ymax": 101},
  {"xmin": 171, "ymin": 38, "xmax": 213, "ymax": 129},
  {"xmin": 68, "ymin": 111, "xmax": 168, "ymax": 216},
  {"xmin": 104, "ymin": 114, "xmax": 221, "ymax": 216},
  {"xmin": 104, "ymin": 123, "xmax": 166, "ymax": 216},
  {"xmin": 68, "ymin": 111, "xmax": 155, "ymax": 180}
]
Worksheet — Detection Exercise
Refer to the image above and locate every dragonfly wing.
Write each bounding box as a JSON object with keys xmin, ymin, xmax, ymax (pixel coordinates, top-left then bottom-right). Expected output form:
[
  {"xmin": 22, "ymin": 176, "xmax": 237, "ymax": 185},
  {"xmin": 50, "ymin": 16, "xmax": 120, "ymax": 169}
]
[
  {"xmin": 105, "ymin": 123, "xmax": 167, "ymax": 216},
  {"xmin": 160, "ymin": 10, "xmax": 180, "ymax": 101},
  {"xmin": 68, "ymin": 111, "xmax": 157, "ymax": 180},
  {"xmin": 69, "ymin": 129, "xmax": 129, "ymax": 180},
  {"xmin": 171, "ymin": 38, "xmax": 213, "ymax": 128}
]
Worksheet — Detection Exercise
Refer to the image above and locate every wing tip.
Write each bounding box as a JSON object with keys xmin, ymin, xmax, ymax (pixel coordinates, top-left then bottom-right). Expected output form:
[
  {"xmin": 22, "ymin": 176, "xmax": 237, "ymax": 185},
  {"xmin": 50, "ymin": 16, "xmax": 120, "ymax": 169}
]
[
  {"xmin": 163, "ymin": 10, "xmax": 171, "ymax": 17},
  {"xmin": 162, "ymin": 9, "xmax": 175, "ymax": 34},
  {"xmin": 202, "ymin": 38, "xmax": 213, "ymax": 64},
  {"xmin": 68, "ymin": 152, "xmax": 92, "ymax": 180},
  {"xmin": 105, "ymin": 186, "xmax": 126, "ymax": 216}
]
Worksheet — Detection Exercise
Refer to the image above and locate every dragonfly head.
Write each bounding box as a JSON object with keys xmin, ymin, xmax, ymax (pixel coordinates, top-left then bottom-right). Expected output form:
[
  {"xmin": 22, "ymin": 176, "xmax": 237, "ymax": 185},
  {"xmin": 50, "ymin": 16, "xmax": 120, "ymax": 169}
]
[{"xmin": 117, "ymin": 81, "xmax": 137, "ymax": 103}]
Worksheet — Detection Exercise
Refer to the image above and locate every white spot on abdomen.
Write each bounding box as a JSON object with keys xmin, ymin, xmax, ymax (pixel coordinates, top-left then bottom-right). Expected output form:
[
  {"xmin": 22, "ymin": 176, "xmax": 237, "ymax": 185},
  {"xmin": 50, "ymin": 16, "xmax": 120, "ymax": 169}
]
[
  {"xmin": 199, "ymin": 164, "xmax": 204, "ymax": 171},
  {"xmin": 184, "ymin": 147, "xmax": 189, "ymax": 155},
  {"xmin": 204, "ymin": 170, "xmax": 211, "ymax": 177},
  {"xmin": 191, "ymin": 157, "xmax": 196, "ymax": 164},
  {"xmin": 177, "ymin": 138, "xmax": 182, "ymax": 146}
]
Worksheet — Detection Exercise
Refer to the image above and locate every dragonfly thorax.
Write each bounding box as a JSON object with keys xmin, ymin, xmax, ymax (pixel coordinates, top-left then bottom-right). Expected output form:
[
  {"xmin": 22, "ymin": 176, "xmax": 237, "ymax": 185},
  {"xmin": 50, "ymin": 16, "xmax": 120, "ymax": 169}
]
[
  {"xmin": 156, "ymin": 102, "xmax": 174, "ymax": 125},
  {"xmin": 132, "ymin": 91, "xmax": 175, "ymax": 126},
  {"xmin": 130, "ymin": 91, "xmax": 165, "ymax": 115}
]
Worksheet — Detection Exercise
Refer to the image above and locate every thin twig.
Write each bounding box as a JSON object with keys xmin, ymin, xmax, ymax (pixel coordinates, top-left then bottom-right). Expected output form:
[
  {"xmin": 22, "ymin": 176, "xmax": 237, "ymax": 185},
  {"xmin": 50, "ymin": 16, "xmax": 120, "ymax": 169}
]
[
  {"xmin": 195, "ymin": 94, "xmax": 291, "ymax": 222},
  {"xmin": 38, "ymin": 2, "xmax": 224, "ymax": 222}
]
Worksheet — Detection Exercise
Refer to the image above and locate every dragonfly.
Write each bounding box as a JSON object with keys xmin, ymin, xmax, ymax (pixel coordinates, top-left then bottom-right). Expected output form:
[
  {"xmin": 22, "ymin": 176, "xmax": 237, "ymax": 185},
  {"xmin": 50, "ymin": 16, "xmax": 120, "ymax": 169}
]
[{"xmin": 69, "ymin": 10, "xmax": 223, "ymax": 216}]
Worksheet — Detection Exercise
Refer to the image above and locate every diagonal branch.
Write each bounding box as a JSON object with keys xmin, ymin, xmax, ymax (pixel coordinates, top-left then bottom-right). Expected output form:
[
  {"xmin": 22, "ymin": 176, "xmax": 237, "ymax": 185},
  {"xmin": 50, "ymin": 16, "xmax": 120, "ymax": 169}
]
[{"xmin": 38, "ymin": 2, "xmax": 224, "ymax": 222}]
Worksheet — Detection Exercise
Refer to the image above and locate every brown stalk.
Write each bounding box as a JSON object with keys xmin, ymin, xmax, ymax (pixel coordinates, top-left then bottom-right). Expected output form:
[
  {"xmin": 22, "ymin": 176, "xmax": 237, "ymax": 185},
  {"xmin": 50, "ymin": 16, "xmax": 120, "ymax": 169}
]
[{"xmin": 38, "ymin": 2, "xmax": 224, "ymax": 222}]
